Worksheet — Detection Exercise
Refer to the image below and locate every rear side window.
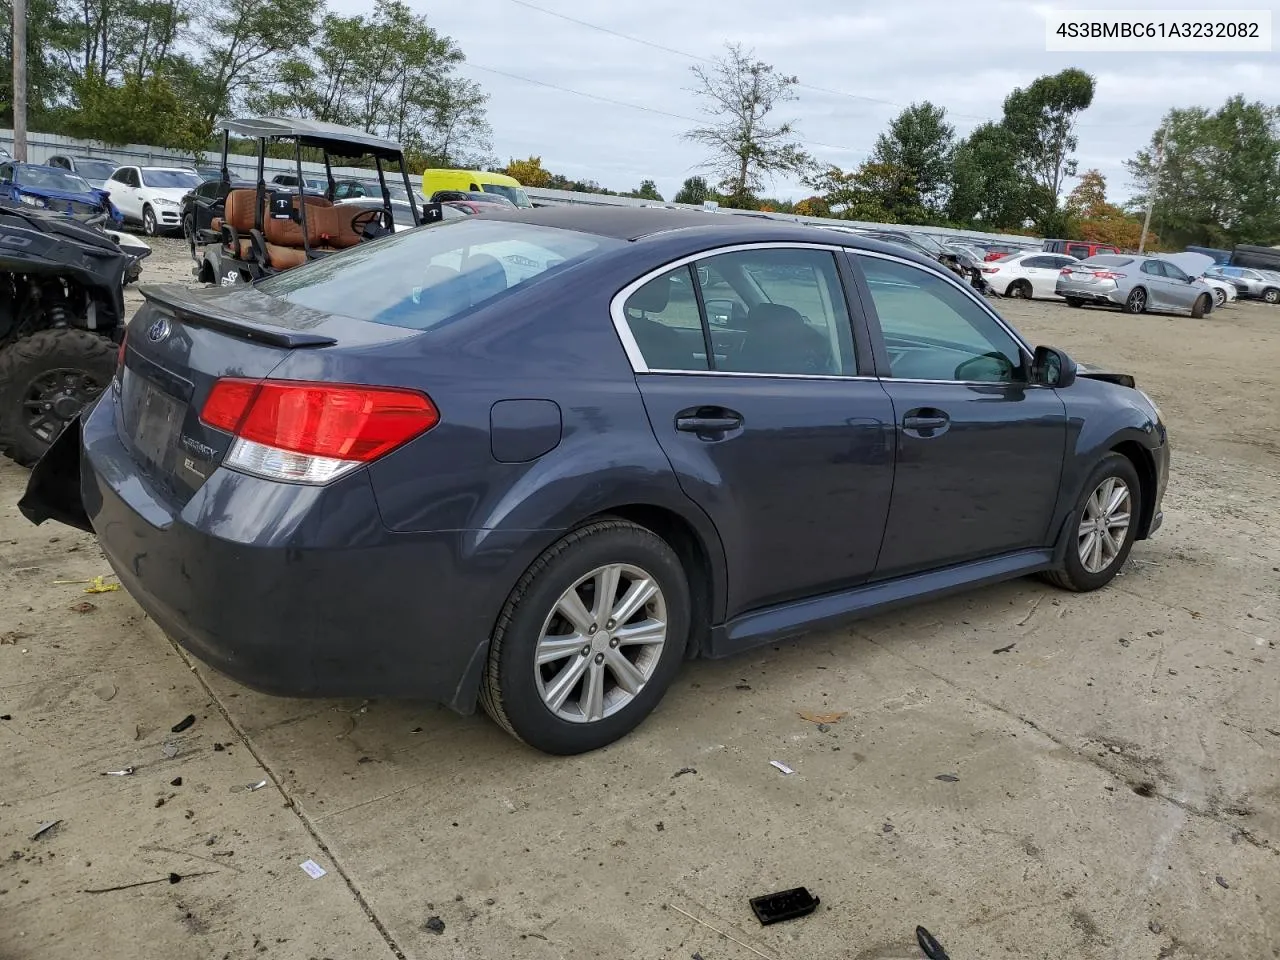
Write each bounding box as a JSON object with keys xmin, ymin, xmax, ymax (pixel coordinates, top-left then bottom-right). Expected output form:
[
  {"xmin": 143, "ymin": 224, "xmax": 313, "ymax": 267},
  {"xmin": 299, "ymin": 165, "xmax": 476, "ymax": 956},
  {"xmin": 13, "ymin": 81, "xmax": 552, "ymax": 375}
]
[
  {"xmin": 258, "ymin": 219, "xmax": 620, "ymax": 330},
  {"xmin": 621, "ymin": 267, "xmax": 707, "ymax": 371}
]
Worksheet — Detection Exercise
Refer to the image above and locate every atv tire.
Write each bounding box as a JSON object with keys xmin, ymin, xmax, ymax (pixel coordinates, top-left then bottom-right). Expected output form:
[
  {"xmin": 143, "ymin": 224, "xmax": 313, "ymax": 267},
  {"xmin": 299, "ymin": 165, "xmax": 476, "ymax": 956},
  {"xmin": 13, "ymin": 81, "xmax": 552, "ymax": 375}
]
[{"xmin": 0, "ymin": 329, "xmax": 117, "ymax": 467}]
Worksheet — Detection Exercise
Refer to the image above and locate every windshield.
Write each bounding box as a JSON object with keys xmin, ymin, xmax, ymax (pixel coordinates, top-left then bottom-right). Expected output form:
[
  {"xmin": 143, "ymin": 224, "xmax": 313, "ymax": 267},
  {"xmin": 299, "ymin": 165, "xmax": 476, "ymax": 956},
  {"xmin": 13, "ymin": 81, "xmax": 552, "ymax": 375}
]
[
  {"xmin": 16, "ymin": 167, "xmax": 93, "ymax": 193},
  {"xmin": 141, "ymin": 169, "xmax": 201, "ymax": 188},
  {"xmin": 75, "ymin": 159, "xmax": 116, "ymax": 181},
  {"xmin": 478, "ymin": 183, "xmax": 532, "ymax": 208},
  {"xmin": 258, "ymin": 219, "xmax": 620, "ymax": 330}
]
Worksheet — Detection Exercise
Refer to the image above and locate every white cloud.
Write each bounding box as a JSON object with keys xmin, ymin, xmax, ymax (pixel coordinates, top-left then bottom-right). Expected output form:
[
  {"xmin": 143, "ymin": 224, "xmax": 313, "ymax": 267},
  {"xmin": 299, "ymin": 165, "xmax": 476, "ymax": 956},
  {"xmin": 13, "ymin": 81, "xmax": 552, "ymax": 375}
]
[{"xmin": 330, "ymin": 0, "xmax": 1280, "ymax": 204}]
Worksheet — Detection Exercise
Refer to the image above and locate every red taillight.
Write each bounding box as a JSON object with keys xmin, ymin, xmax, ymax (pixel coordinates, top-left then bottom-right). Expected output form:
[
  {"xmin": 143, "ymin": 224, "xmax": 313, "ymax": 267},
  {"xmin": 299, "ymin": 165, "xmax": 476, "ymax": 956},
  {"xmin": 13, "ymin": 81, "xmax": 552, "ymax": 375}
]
[
  {"xmin": 1060, "ymin": 267, "xmax": 1073, "ymax": 275},
  {"xmin": 200, "ymin": 379, "xmax": 438, "ymax": 479},
  {"xmin": 981, "ymin": 266, "xmax": 1000, "ymax": 274},
  {"xmin": 117, "ymin": 327, "xmax": 127, "ymax": 370},
  {"xmin": 1093, "ymin": 271, "xmax": 1126, "ymax": 280}
]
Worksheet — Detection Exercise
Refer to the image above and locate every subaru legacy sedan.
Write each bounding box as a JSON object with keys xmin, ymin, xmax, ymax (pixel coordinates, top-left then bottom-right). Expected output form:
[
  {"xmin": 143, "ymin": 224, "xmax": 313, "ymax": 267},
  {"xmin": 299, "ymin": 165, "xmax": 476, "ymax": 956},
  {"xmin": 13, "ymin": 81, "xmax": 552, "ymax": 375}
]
[{"xmin": 21, "ymin": 208, "xmax": 1169, "ymax": 755}]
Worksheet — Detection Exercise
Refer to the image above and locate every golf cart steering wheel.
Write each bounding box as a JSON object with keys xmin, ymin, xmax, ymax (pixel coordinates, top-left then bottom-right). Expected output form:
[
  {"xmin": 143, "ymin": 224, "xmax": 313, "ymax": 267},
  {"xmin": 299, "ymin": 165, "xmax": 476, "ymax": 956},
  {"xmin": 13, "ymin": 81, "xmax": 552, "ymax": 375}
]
[{"xmin": 350, "ymin": 208, "xmax": 391, "ymax": 240}]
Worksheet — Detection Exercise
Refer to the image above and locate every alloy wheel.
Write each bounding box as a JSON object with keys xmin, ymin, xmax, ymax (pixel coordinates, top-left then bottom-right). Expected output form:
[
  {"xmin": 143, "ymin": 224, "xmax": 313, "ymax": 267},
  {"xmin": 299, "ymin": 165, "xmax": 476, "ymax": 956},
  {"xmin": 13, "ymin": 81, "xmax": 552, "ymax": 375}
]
[
  {"xmin": 1127, "ymin": 289, "xmax": 1145, "ymax": 312},
  {"xmin": 143, "ymin": 208, "xmax": 157, "ymax": 236},
  {"xmin": 1266, "ymin": 289, "xmax": 1279, "ymax": 304},
  {"xmin": 1077, "ymin": 477, "xmax": 1132, "ymax": 574},
  {"xmin": 535, "ymin": 563, "xmax": 667, "ymax": 723},
  {"xmin": 21, "ymin": 368, "xmax": 106, "ymax": 445},
  {"xmin": 1214, "ymin": 289, "xmax": 1226, "ymax": 308}
]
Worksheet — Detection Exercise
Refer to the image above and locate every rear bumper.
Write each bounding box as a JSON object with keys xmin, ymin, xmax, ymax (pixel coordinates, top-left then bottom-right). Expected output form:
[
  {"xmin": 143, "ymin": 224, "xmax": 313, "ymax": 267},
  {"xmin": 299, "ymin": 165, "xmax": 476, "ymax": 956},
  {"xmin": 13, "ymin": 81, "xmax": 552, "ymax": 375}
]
[
  {"xmin": 1056, "ymin": 280, "xmax": 1122, "ymax": 304},
  {"xmin": 76, "ymin": 392, "xmax": 528, "ymax": 712}
]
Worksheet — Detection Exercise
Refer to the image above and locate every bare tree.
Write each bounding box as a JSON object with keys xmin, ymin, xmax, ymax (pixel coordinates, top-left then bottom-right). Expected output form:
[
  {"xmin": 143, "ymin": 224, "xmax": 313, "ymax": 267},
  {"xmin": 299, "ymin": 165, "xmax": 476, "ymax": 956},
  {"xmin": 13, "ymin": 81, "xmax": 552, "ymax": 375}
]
[{"xmin": 684, "ymin": 43, "xmax": 809, "ymax": 206}]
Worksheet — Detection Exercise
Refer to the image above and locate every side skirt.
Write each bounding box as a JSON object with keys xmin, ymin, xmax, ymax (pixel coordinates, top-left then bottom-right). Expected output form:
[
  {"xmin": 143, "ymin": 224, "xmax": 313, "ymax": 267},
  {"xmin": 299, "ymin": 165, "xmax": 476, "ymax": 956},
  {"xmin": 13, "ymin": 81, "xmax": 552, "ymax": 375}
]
[{"xmin": 707, "ymin": 549, "xmax": 1054, "ymax": 659}]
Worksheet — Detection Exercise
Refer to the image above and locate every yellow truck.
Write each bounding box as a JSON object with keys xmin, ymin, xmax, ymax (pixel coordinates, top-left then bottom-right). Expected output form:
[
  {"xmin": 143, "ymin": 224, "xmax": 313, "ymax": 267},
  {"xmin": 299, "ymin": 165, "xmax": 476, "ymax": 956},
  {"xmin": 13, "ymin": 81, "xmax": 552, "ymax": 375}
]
[{"xmin": 421, "ymin": 169, "xmax": 532, "ymax": 208}]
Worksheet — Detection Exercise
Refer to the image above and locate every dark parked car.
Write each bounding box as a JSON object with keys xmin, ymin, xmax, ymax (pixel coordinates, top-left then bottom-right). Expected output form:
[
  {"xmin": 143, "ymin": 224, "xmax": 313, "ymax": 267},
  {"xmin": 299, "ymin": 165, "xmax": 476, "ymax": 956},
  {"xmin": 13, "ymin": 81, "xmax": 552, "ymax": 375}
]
[
  {"xmin": 46, "ymin": 154, "xmax": 121, "ymax": 189},
  {"xmin": 181, "ymin": 176, "xmax": 253, "ymax": 253},
  {"xmin": 21, "ymin": 208, "xmax": 1169, "ymax": 755}
]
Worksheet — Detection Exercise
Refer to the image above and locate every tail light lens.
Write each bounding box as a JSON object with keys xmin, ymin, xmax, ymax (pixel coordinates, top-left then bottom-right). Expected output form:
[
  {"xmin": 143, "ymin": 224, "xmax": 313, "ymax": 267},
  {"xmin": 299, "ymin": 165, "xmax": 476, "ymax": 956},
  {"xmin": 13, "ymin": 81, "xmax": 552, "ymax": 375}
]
[
  {"xmin": 116, "ymin": 326, "xmax": 128, "ymax": 372},
  {"xmin": 1093, "ymin": 271, "xmax": 1126, "ymax": 280},
  {"xmin": 981, "ymin": 266, "xmax": 1000, "ymax": 274},
  {"xmin": 1060, "ymin": 267, "xmax": 1073, "ymax": 275},
  {"xmin": 201, "ymin": 378, "xmax": 439, "ymax": 484}
]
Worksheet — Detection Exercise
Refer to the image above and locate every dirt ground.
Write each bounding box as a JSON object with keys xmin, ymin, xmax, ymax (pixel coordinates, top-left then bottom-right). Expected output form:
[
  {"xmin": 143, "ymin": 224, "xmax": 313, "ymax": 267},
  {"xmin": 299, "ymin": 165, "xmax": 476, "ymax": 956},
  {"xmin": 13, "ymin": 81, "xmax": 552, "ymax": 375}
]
[{"xmin": 1, "ymin": 238, "xmax": 1277, "ymax": 960}]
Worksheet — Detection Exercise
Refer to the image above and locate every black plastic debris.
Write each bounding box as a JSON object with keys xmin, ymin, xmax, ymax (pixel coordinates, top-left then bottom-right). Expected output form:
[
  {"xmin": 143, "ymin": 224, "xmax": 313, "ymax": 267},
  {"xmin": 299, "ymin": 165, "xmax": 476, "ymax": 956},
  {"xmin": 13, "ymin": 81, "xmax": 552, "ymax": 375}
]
[
  {"xmin": 934, "ymin": 774, "xmax": 959, "ymax": 783},
  {"xmin": 213, "ymin": 742, "xmax": 225, "ymax": 752},
  {"xmin": 425, "ymin": 916, "xmax": 446, "ymax": 934},
  {"xmin": 992, "ymin": 643, "xmax": 1016, "ymax": 654},
  {"xmin": 170, "ymin": 777, "xmax": 183, "ymax": 787},
  {"xmin": 917, "ymin": 925, "xmax": 951, "ymax": 959},
  {"xmin": 1215, "ymin": 876, "xmax": 1230, "ymax": 889},
  {"xmin": 672, "ymin": 767, "xmax": 697, "ymax": 778},
  {"xmin": 171, "ymin": 715, "xmax": 196, "ymax": 733},
  {"xmin": 749, "ymin": 887, "xmax": 819, "ymax": 925}
]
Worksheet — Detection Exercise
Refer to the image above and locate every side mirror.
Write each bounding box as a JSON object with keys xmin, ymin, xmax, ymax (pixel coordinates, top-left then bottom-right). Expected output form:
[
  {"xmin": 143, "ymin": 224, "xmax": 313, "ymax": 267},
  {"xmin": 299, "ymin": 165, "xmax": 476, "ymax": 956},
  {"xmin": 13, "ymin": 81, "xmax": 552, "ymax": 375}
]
[{"xmin": 1032, "ymin": 345, "xmax": 1076, "ymax": 388}]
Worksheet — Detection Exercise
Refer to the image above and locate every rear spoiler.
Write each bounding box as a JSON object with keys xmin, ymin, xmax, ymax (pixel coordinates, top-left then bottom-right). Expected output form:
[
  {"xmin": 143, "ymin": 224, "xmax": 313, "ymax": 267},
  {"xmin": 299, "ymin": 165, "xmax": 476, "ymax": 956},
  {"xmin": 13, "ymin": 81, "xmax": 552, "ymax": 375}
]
[{"xmin": 139, "ymin": 283, "xmax": 338, "ymax": 348}]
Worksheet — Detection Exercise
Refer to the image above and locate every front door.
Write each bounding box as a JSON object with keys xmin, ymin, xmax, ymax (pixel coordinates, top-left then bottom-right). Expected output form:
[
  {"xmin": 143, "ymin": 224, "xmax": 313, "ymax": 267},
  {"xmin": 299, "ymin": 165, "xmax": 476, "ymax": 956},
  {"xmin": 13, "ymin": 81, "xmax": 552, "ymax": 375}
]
[
  {"xmin": 851, "ymin": 253, "xmax": 1067, "ymax": 578},
  {"xmin": 619, "ymin": 247, "xmax": 896, "ymax": 618}
]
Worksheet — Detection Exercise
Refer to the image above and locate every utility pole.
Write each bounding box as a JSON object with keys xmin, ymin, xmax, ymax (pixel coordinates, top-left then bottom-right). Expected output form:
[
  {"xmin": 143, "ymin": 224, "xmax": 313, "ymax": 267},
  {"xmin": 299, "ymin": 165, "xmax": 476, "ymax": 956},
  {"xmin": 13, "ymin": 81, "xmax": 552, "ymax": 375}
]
[
  {"xmin": 1137, "ymin": 132, "xmax": 1164, "ymax": 254},
  {"xmin": 11, "ymin": 0, "xmax": 28, "ymax": 161}
]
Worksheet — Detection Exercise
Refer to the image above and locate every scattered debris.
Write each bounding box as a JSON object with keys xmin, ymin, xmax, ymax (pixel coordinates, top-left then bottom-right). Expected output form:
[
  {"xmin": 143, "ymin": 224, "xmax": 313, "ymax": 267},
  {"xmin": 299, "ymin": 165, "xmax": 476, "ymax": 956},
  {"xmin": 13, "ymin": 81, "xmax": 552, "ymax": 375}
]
[
  {"xmin": 0, "ymin": 630, "xmax": 31, "ymax": 645},
  {"xmin": 170, "ymin": 777, "xmax": 183, "ymax": 787},
  {"xmin": 817, "ymin": 723, "xmax": 831, "ymax": 733},
  {"xmin": 1110, "ymin": 745, "xmax": 1122, "ymax": 754},
  {"xmin": 882, "ymin": 823, "xmax": 894, "ymax": 833},
  {"xmin": 1015, "ymin": 596, "xmax": 1043, "ymax": 627},
  {"xmin": 1215, "ymin": 876, "xmax": 1230, "ymax": 889},
  {"xmin": 735, "ymin": 682, "xmax": 752, "ymax": 691},
  {"xmin": 411, "ymin": 727, "xmax": 423, "ymax": 733},
  {"xmin": 669, "ymin": 904, "xmax": 773, "ymax": 960},
  {"xmin": 247, "ymin": 780, "xmax": 268, "ymax": 792},
  {"xmin": 425, "ymin": 916, "xmax": 446, "ymax": 935},
  {"xmin": 1149, "ymin": 921, "xmax": 1164, "ymax": 934},
  {"xmin": 213, "ymin": 743, "xmax": 226, "ymax": 752},
  {"xmin": 992, "ymin": 642, "xmax": 1016, "ymax": 654},
  {"xmin": 170, "ymin": 715, "xmax": 196, "ymax": 734},
  {"xmin": 485, "ymin": 898, "xmax": 495, "ymax": 906},
  {"xmin": 84, "ymin": 576, "xmax": 120, "ymax": 594},
  {"xmin": 69, "ymin": 601, "xmax": 97, "ymax": 614},
  {"xmin": 769, "ymin": 760, "xmax": 795, "ymax": 775},
  {"xmin": 84, "ymin": 871, "xmax": 213, "ymax": 894},
  {"xmin": 917, "ymin": 925, "xmax": 951, "ymax": 960},
  {"xmin": 797, "ymin": 709, "xmax": 846, "ymax": 725},
  {"xmin": 1, "ymin": 715, "xmax": 11, "ymax": 721},
  {"xmin": 300, "ymin": 859, "xmax": 327, "ymax": 880},
  {"xmin": 161, "ymin": 742, "xmax": 179, "ymax": 759},
  {"xmin": 154, "ymin": 797, "xmax": 167, "ymax": 808},
  {"xmin": 672, "ymin": 767, "xmax": 697, "ymax": 778},
  {"xmin": 102, "ymin": 767, "xmax": 135, "ymax": 777},
  {"xmin": 90, "ymin": 678, "xmax": 117, "ymax": 702},
  {"xmin": 749, "ymin": 886, "xmax": 820, "ymax": 925},
  {"xmin": 1132, "ymin": 782, "xmax": 1155, "ymax": 798},
  {"xmin": 934, "ymin": 774, "xmax": 959, "ymax": 783},
  {"xmin": 31, "ymin": 820, "xmax": 61, "ymax": 841},
  {"xmin": 656, "ymin": 822, "xmax": 665, "ymax": 832}
]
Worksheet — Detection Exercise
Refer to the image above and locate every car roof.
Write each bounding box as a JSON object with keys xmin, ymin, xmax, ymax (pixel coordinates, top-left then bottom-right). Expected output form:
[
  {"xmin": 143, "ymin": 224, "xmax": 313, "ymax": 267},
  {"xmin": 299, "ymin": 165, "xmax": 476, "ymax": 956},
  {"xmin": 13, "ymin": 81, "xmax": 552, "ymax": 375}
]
[{"xmin": 475, "ymin": 205, "xmax": 949, "ymax": 270}]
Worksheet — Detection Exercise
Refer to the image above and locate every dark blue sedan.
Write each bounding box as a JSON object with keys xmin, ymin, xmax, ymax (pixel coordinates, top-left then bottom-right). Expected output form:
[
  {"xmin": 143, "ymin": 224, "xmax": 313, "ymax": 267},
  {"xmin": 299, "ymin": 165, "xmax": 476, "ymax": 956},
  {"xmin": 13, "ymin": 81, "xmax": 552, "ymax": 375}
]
[
  {"xmin": 21, "ymin": 207, "xmax": 1169, "ymax": 754},
  {"xmin": 0, "ymin": 161, "xmax": 120, "ymax": 222}
]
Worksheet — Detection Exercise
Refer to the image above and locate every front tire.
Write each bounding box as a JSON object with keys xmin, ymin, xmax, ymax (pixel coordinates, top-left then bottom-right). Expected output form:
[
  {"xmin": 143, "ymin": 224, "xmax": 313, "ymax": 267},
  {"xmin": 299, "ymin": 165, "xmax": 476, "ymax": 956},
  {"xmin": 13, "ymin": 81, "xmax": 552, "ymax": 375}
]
[
  {"xmin": 0, "ymin": 329, "xmax": 117, "ymax": 467},
  {"xmin": 142, "ymin": 205, "xmax": 158, "ymax": 237},
  {"xmin": 1043, "ymin": 453, "xmax": 1141, "ymax": 592},
  {"xmin": 1263, "ymin": 287, "xmax": 1279, "ymax": 304},
  {"xmin": 480, "ymin": 519, "xmax": 690, "ymax": 754},
  {"xmin": 1190, "ymin": 293, "xmax": 1210, "ymax": 319},
  {"xmin": 1123, "ymin": 287, "xmax": 1147, "ymax": 314},
  {"xmin": 1213, "ymin": 288, "xmax": 1226, "ymax": 308}
]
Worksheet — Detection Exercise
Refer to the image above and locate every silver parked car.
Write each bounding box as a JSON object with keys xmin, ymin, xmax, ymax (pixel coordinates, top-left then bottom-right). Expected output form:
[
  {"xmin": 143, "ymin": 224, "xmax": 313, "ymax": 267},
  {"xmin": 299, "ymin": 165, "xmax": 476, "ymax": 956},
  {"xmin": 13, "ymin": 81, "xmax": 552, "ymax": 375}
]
[
  {"xmin": 1205, "ymin": 265, "xmax": 1280, "ymax": 303},
  {"xmin": 1057, "ymin": 254, "xmax": 1215, "ymax": 317}
]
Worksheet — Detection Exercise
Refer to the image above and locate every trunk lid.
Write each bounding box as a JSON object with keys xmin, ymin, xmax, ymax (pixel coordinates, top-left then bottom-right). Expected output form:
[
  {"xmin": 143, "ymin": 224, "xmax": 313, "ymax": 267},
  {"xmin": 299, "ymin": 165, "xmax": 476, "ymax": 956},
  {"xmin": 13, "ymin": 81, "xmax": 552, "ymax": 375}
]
[{"xmin": 119, "ymin": 283, "xmax": 414, "ymax": 504}]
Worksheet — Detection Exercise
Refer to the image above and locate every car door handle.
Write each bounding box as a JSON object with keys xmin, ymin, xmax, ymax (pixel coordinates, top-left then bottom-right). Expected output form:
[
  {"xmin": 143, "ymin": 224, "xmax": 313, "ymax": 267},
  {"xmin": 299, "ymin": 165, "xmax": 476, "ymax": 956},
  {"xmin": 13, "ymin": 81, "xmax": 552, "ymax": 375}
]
[
  {"xmin": 675, "ymin": 408, "xmax": 743, "ymax": 437},
  {"xmin": 903, "ymin": 409, "xmax": 950, "ymax": 437}
]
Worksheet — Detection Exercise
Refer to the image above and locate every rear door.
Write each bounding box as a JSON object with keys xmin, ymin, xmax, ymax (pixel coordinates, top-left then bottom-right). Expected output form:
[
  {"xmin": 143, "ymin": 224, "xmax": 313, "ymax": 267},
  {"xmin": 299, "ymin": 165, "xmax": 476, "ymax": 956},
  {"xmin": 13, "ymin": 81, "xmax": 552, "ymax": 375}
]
[
  {"xmin": 849, "ymin": 252, "xmax": 1066, "ymax": 577},
  {"xmin": 618, "ymin": 245, "xmax": 896, "ymax": 618},
  {"xmin": 1139, "ymin": 260, "xmax": 1173, "ymax": 309},
  {"xmin": 1019, "ymin": 255, "xmax": 1065, "ymax": 298}
]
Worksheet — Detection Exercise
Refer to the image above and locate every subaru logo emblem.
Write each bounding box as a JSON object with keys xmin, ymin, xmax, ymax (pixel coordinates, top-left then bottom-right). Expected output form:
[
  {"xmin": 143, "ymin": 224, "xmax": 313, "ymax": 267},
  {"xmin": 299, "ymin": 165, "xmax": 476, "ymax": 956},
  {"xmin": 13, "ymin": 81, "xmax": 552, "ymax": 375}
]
[{"xmin": 147, "ymin": 317, "xmax": 171, "ymax": 343}]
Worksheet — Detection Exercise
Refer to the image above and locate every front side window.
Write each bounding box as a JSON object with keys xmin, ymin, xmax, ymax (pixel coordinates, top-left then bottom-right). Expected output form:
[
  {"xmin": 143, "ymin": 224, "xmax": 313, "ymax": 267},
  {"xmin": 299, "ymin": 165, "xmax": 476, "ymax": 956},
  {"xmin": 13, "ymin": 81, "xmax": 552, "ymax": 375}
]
[
  {"xmin": 259, "ymin": 219, "xmax": 620, "ymax": 330},
  {"xmin": 1161, "ymin": 260, "xmax": 1190, "ymax": 282},
  {"xmin": 857, "ymin": 255, "xmax": 1024, "ymax": 383}
]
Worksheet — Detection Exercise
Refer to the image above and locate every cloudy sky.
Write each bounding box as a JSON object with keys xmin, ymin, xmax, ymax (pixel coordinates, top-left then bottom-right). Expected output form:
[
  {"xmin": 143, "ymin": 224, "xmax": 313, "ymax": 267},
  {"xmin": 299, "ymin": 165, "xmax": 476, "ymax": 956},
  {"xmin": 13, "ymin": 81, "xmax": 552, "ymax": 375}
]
[{"xmin": 335, "ymin": 0, "xmax": 1279, "ymax": 204}]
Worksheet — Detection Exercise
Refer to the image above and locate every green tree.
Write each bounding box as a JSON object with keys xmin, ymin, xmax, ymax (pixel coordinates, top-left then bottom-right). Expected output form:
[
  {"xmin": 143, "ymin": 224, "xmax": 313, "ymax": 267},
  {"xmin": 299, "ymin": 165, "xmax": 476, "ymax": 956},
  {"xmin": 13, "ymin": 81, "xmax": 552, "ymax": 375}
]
[
  {"xmin": 673, "ymin": 175, "xmax": 711, "ymax": 205},
  {"xmin": 0, "ymin": 0, "xmax": 71, "ymax": 126},
  {"xmin": 60, "ymin": 71, "xmax": 207, "ymax": 150},
  {"xmin": 1127, "ymin": 97, "xmax": 1280, "ymax": 247},
  {"xmin": 1001, "ymin": 67, "xmax": 1096, "ymax": 232},
  {"xmin": 629, "ymin": 179, "xmax": 663, "ymax": 201},
  {"xmin": 865, "ymin": 101, "xmax": 955, "ymax": 221},
  {"xmin": 684, "ymin": 43, "xmax": 810, "ymax": 207},
  {"xmin": 505, "ymin": 156, "xmax": 552, "ymax": 187},
  {"xmin": 946, "ymin": 122, "xmax": 1027, "ymax": 228},
  {"xmin": 1064, "ymin": 168, "xmax": 1108, "ymax": 219}
]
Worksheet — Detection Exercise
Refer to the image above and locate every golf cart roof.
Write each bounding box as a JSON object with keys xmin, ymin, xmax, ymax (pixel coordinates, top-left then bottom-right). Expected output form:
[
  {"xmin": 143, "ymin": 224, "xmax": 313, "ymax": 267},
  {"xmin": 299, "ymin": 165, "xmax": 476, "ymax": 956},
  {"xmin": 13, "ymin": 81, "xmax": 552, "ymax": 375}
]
[{"xmin": 218, "ymin": 118, "xmax": 405, "ymax": 158}]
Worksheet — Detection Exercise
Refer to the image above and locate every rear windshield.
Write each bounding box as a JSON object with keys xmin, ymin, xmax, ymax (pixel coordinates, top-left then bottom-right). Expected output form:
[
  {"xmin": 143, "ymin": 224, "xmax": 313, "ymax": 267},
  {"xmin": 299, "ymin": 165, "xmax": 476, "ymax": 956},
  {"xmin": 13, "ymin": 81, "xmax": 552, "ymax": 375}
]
[
  {"xmin": 141, "ymin": 169, "xmax": 201, "ymax": 188},
  {"xmin": 75, "ymin": 159, "xmax": 117, "ymax": 180},
  {"xmin": 1083, "ymin": 255, "xmax": 1133, "ymax": 267},
  {"xmin": 257, "ymin": 219, "xmax": 621, "ymax": 330}
]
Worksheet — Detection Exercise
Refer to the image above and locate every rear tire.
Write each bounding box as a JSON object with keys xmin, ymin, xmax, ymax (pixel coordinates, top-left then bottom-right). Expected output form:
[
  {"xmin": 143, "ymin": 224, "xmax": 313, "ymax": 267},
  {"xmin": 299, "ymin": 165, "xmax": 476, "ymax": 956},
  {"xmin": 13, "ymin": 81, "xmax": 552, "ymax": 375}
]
[
  {"xmin": 1190, "ymin": 293, "xmax": 1210, "ymax": 319},
  {"xmin": 1065, "ymin": 297, "xmax": 1085, "ymax": 308},
  {"xmin": 0, "ymin": 328, "xmax": 117, "ymax": 467},
  {"xmin": 1042, "ymin": 453, "xmax": 1142, "ymax": 593},
  {"xmin": 480, "ymin": 519, "xmax": 690, "ymax": 754},
  {"xmin": 1123, "ymin": 287, "xmax": 1147, "ymax": 314},
  {"xmin": 1007, "ymin": 279, "xmax": 1032, "ymax": 299}
]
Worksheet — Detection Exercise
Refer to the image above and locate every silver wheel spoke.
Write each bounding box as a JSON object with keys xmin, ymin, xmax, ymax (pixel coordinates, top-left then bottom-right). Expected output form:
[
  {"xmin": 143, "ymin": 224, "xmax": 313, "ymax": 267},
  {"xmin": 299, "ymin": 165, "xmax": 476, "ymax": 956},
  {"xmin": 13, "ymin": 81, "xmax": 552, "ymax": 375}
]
[
  {"xmin": 580, "ymin": 661, "xmax": 606, "ymax": 721},
  {"xmin": 555, "ymin": 589, "xmax": 594, "ymax": 635},
  {"xmin": 593, "ymin": 565, "xmax": 622, "ymax": 622},
  {"xmin": 610, "ymin": 578, "xmax": 657, "ymax": 625},
  {"xmin": 536, "ymin": 634, "xmax": 585, "ymax": 666},
  {"xmin": 1090, "ymin": 525, "xmax": 1104, "ymax": 570},
  {"xmin": 604, "ymin": 648, "xmax": 646, "ymax": 695},
  {"xmin": 1104, "ymin": 484, "xmax": 1128, "ymax": 516},
  {"xmin": 545, "ymin": 655, "xmax": 589, "ymax": 713},
  {"xmin": 1078, "ymin": 518, "xmax": 1096, "ymax": 538},
  {"xmin": 614, "ymin": 619, "xmax": 665, "ymax": 647}
]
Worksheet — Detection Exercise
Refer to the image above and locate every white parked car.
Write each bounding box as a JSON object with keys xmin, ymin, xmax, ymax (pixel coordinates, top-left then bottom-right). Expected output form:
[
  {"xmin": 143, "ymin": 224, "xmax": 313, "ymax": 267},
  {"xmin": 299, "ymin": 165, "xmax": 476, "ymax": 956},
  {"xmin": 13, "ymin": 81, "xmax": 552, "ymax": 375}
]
[
  {"xmin": 104, "ymin": 166, "xmax": 203, "ymax": 236},
  {"xmin": 980, "ymin": 251, "xmax": 1079, "ymax": 299}
]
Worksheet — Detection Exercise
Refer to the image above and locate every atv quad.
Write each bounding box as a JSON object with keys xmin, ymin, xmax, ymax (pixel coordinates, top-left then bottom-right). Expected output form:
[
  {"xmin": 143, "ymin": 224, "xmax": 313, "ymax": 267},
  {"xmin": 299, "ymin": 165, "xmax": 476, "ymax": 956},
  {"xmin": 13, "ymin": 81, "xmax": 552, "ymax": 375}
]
[
  {"xmin": 0, "ymin": 206, "xmax": 128, "ymax": 466},
  {"xmin": 192, "ymin": 117, "xmax": 428, "ymax": 286}
]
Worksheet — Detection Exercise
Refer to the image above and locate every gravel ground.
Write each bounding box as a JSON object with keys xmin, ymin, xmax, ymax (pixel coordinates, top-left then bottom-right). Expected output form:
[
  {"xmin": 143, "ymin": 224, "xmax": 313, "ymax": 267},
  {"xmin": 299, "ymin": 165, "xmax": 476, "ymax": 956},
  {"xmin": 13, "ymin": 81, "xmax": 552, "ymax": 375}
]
[{"xmin": 1, "ymin": 238, "xmax": 1277, "ymax": 960}]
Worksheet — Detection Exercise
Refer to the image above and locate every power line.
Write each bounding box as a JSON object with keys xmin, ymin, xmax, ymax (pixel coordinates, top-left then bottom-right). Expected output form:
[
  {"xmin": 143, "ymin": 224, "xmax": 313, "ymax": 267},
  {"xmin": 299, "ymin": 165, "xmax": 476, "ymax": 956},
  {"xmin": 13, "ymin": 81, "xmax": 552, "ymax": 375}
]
[{"xmin": 463, "ymin": 62, "xmax": 872, "ymax": 157}]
